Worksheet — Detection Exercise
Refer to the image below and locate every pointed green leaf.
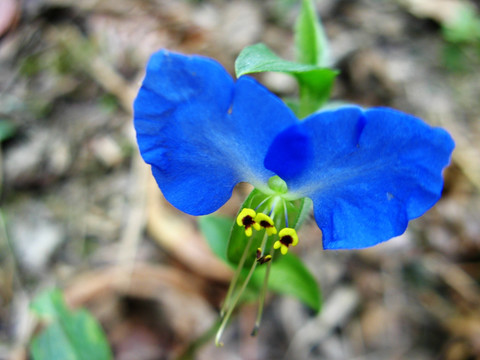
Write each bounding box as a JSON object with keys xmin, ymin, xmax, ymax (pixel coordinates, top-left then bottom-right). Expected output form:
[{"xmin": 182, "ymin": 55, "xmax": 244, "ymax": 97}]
[
  {"xmin": 30, "ymin": 289, "xmax": 112, "ymax": 360},
  {"xmin": 235, "ymin": 43, "xmax": 337, "ymax": 117},
  {"xmin": 295, "ymin": 0, "xmax": 330, "ymax": 66},
  {"xmin": 0, "ymin": 120, "xmax": 16, "ymax": 143},
  {"xmin": 252, "ymin": 253, "xmax": 321, "ymax": 312},
  {"xmin": 198, "ymin": 215, "xmax": 232, "ymax": 262},
  {"xmin": 442, "ymin": 4, "xmax": 480, "ymax": 44},
  {"xmin": 30, "ymin": 289, "xmax": 69, "ymax": 321},
  {"xmin": 31, "ymin": 322, "xmax": 78, "ymax": 360},
  {"xmin": 296, "ymin": 70, "xmax": 337, "ymax": 118},
  {"xmin": 236, "ymin": 43, "xmax": 322, "ymax": 77}
]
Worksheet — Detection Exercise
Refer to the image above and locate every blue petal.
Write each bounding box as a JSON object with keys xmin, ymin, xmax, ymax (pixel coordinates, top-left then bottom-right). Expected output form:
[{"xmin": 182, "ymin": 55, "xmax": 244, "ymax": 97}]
[
  {"xmin": 264, "ymin": 124, "xmax": 314, "ymax": 181},
  {"xmin": 267, "ymin": 106, "xmax": 454, "ymax": 249},
  {"xmin": 134, "ymin": 50, "xmax": 297, "ymax": 215}
]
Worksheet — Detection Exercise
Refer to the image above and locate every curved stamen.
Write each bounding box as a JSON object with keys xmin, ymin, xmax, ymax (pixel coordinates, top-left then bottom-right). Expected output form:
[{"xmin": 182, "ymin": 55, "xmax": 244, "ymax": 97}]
[
  {"xmin": 254, "ymin": 213, "xmax": 277, "ymax": 236},
  {"xmin": 273, "ymin": 227, "xmax": 299, "ymax": 255},
  {"xmin": 283, "ymin": 199, "xmax": 289, "ymax": 228},
  {"xmin": 254, "ymin": 196, "xmax": 272, "ymax": 212},
  {"xmin": 220, "ymin": 234, "xmax": 254, "ymax": 317},
  {"xmin": 269, "ymin": 196, "xmax": 280, "ymax": 217},
  {"xmin": 216, "ymin": 232, "xmax": 269, "ymax": 346},
  {"xmin": 252, "ymin": 245, "xmax": 274, "ymax": 336}
]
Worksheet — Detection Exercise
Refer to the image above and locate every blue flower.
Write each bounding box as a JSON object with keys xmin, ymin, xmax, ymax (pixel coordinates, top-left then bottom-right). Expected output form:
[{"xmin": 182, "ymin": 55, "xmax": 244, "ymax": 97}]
[{"xmin": 134, "ymin": 50, "xmax": 454, "ymax": 250}]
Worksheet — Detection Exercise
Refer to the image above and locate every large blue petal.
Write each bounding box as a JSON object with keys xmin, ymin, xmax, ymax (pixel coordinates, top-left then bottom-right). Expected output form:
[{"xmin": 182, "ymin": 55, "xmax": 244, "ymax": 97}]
[
  {"xmin": 264, "ymin": 123, "xmax": 314, "ymax": 181},
  {"xmin": 266, "ymin": 106, "xmax": 454, "ymax": 249},
  {"xmin": 134, "ymin": 50, "xmax": 297, "ymax": 215}
]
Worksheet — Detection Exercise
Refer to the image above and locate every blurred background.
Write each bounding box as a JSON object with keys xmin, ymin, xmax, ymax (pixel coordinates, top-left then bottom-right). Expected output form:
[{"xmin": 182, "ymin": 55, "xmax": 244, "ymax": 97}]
[{"xmin": 1, "ymin": 0, "xmax": 480, "ymax": 359}]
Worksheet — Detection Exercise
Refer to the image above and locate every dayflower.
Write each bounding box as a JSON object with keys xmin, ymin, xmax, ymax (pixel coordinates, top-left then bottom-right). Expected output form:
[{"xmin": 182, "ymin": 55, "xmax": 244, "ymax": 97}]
[{"xmin": 133, "ymin": 49, "xmax": 454, "ymax": 251}]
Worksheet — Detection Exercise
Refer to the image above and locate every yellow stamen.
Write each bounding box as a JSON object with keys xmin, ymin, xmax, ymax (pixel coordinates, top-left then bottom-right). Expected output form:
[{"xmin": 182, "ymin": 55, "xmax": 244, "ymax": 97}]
[
  {"xmin": 254, "ymin": 213, "xmax": 277, "ymax": 236},
  {"xmin": 236, "ymin": 208, "xmax": 257, "ymax": 237},
  {"xmin": 258, "ymin": 254, "xmax": 272, "ymax": 264},
  {"xmin": 273, "ymin": 228, "xmax": 299, "ymax": 255}
]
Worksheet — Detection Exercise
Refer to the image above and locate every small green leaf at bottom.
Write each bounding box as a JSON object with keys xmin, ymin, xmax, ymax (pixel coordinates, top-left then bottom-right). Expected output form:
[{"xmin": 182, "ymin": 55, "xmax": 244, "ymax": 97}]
[{"xmin": 30, "ymin": 289, "xmax": 112, "ymax": 360}]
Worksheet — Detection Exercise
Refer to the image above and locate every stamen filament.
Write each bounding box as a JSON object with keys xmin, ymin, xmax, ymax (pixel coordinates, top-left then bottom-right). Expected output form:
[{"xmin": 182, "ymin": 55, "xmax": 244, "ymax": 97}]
[
  {"xmin": 252, "ymin": 246, "xmax": 274, "ymax": 337},
  {"xmin": 220, "ymin": 235, "xmax": 254, "ymax": 317},
  {"xmin": 283, "ymin": 199, "xmax": 289, "ymax": 228},
  {"xmin": 254, "ymin": 196, "xmax": 272, "ymax": 212},
  {"xmin": 269, "ymin": 197, "xmax": 279, "ymax": 217},
  {"xmin": 216, "ymin": 232, "xmax": 269, "ymax": 347}
]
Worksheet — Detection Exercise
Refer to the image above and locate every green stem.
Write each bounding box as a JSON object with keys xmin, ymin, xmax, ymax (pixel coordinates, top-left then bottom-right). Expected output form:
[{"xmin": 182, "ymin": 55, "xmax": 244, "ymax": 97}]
[
  {"xmin": 298, "ymin": 85, "xmax": 316, "ymax": 119},
  {"xmin": 252, "ymin": 246, "xmax": 274, "ymax": 336},
  {"xmin": 216, "ymin": 232, "xmax": 268, "ymax": 346},
  {"xmin": 176, "ymin": 319, "xmax": 222, "ymax": 360},
  {"xmin": 220, "ymin": 234, "xmax": 254, "ymax": 317},
  {"xmin": 216, "ymin": 257, "xmax": 257, "ymax": 346}
]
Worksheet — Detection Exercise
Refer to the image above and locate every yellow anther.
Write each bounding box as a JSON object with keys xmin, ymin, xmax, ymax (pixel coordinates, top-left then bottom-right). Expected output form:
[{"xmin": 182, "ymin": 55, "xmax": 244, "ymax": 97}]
[
  {"xmin": 254, "ymin": 213, "xmax": 277, "ymax": 236},
  {"xmin": 273, "ymin": 228, "xmax": 299, "ymax": 255},
  {"xmin": 236, "ymin": 208, "xmax": 257, "ymax": 237},
  {"xmin": 257, "ymin": 254, "xmax": 272, "ymax": 265}
]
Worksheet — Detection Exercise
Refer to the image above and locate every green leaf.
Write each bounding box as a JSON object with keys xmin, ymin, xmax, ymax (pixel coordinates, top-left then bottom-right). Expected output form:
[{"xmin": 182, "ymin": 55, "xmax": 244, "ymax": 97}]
[
  {"xmin": 30, "ymin": 289, "xmax": 112, "ymax": 360},
  {"xmin": 199, "ymin": 215, "xmax": 232, "ymax": 262},
  {"xmin": 296, "ymin": 69, "xmax": 337, "ymax": 118},
  {"xmin": 442, "ymin": 4, "xmax": 480, "ymax": 44},
  {"xmin": 0, "ymin": 120, "xmax": 16, "ymax": 143},
  {"xmin": 236, "ymin": 43, "xmax": 322, "ymax": 77},
  {"xmin": 30, "ymin": 289, "xmax": 70, "ymax": 321},
  {"xmin": 252, "ymin": 253, "xmax": 321, "ymax": 312},
  {"xmin": 235, "ymin": 43, "xmax": 337, "ymax": 117},
  {"xmin": 295, "ymin": 0, "xmax": 330, "ymax": 67}
]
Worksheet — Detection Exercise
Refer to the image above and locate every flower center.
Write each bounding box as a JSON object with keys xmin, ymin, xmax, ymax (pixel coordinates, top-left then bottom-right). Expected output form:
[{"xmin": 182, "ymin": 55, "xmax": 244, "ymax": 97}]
[
  {"xmin": 280, "ymin": 235, "xmax": 293, "ymax": 246},
  {"xmin": 260, "ymin": 220, "xmax": 273, "ymax": 228},
  {"xmin": 242, "ymin": 216, "xmax": 255, "ymax": 228}
]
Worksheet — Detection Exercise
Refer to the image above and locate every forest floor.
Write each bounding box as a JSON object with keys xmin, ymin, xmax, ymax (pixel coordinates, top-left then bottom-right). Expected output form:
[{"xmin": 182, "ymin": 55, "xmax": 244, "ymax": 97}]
[{"xmin": 1, "ymin": 0, "xmax": 480, "ymax": 359}]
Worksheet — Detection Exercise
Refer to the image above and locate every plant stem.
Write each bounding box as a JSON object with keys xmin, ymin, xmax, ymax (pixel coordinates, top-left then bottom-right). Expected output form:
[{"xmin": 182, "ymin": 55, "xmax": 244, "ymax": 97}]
[
  {"xmin": 220, "ymin": 234, "xmax": 254, "ymax": 317},
  {"xmin": 252, "ymin": 246, "xmax": 273, "ymax": 336},
  {"xmin": 216, "ymin": 232, "xmax": 268, "ymax": 346}
]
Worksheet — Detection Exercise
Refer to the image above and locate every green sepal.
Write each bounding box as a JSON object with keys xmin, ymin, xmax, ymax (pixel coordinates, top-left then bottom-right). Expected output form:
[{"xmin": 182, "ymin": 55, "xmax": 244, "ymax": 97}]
[
  {"xmin": 235, "ymin": 43, "xmax": 337, "ymax": 118},
  {"xmin": 251, "ymin": 252, "xmax": 321, "ymax": 312},
  {"xmin": 30, "ymin": 289, "xmax": 112, "ymax": 360},
  {"xmin": 295, "ymin": 0, "xmax": 330, "ymax": 67}
]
